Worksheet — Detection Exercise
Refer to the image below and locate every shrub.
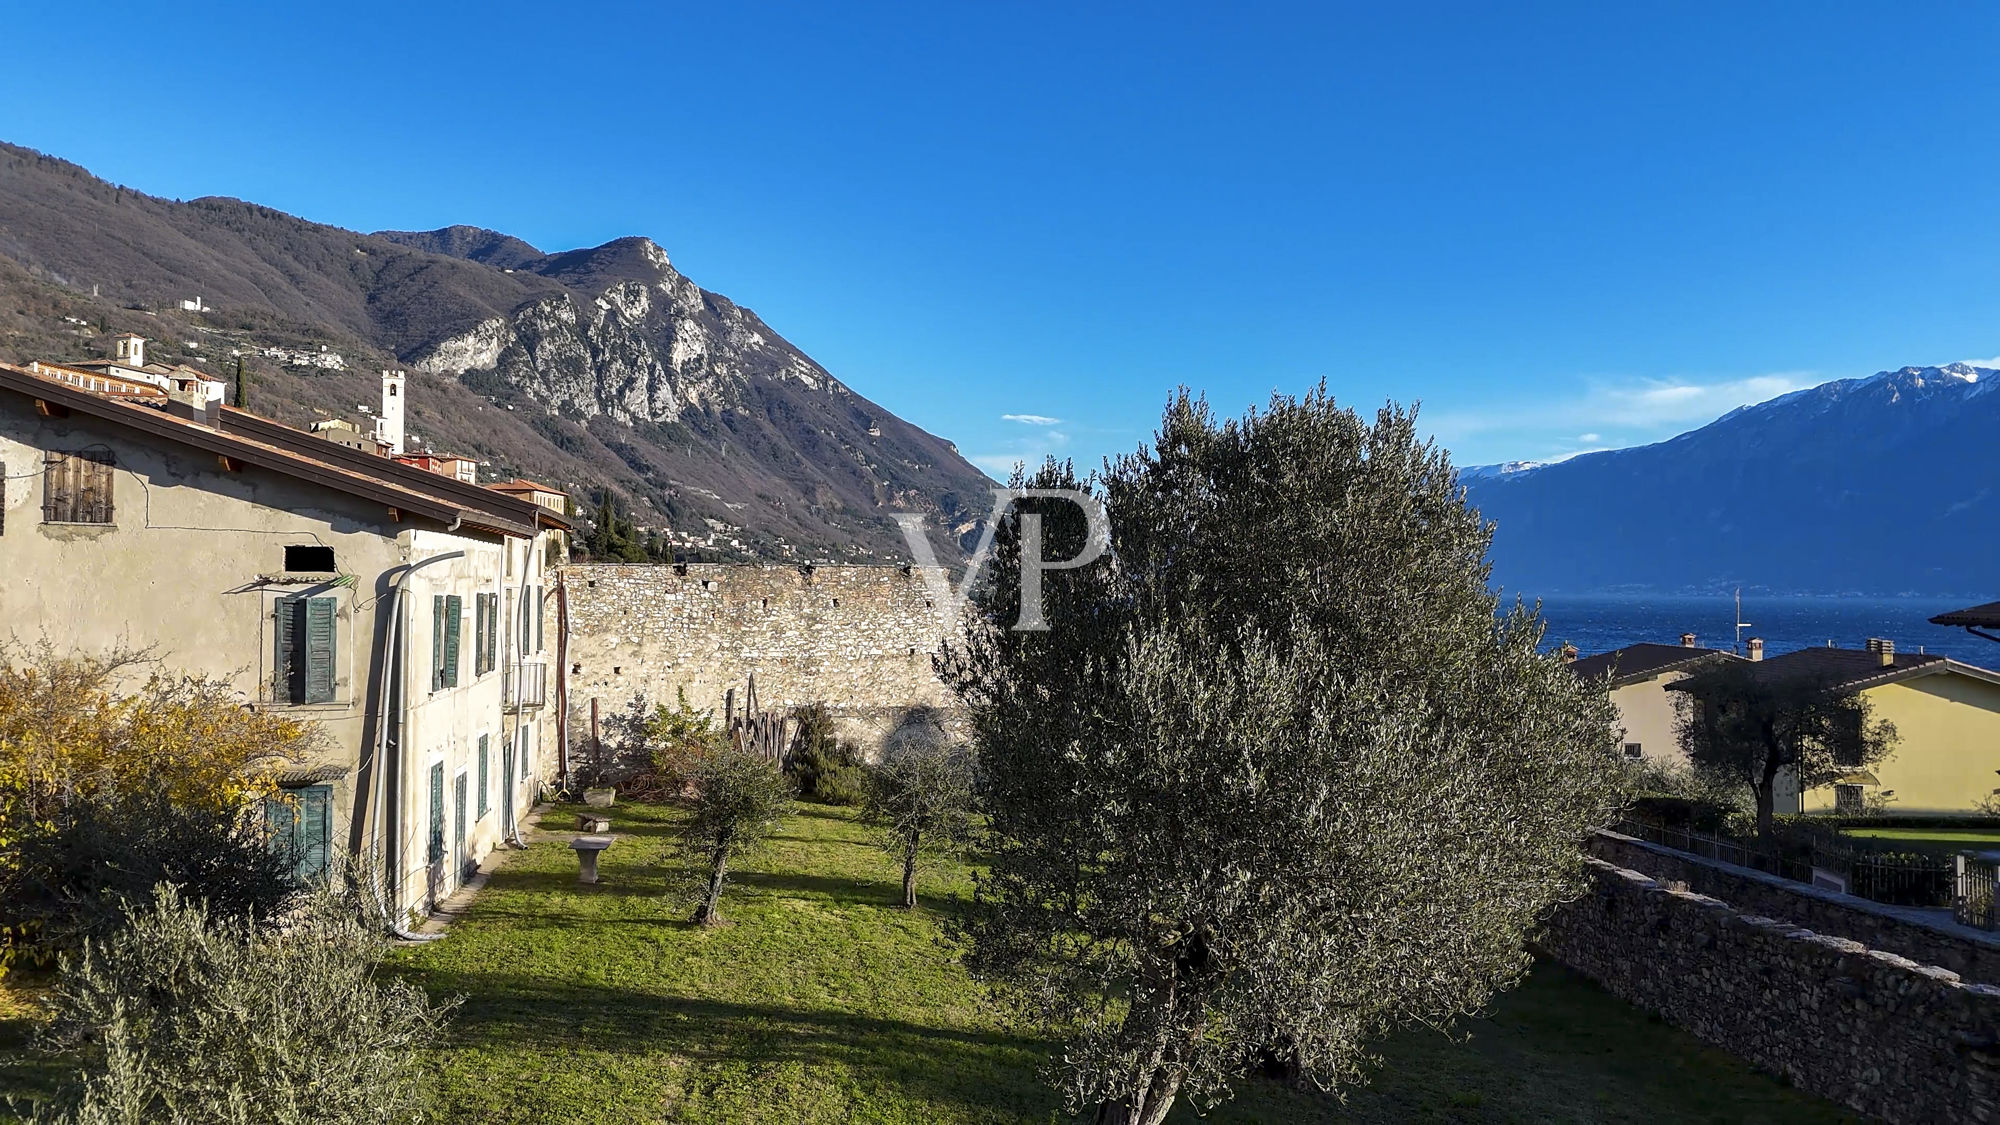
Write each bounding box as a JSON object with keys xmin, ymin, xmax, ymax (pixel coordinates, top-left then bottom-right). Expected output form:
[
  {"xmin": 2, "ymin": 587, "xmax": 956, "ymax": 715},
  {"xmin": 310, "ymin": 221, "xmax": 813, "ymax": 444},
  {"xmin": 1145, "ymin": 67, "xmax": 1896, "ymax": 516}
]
[
  {"xmin": 0, "ymin": 646, "xmax": 322, "ymax": 974},
  {"xmin": 787, "ymin": 703, "xmax": 866, "ymax": 806},
  {"xmin": 5, "ymin": 789, "xmax": 300, "ymax": 963},
  {"xmin": 24, "ymin": 883, "xmax": 457, "ymax": 1125}
]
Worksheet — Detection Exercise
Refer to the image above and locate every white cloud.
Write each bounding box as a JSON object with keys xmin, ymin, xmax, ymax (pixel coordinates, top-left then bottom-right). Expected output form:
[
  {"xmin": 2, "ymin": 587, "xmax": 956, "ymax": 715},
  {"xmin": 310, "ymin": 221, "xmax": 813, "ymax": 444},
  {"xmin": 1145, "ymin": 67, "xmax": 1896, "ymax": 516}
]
[
  {"xmin": 1001, "ymin": 413, "xmax": 1062, "ymax": 426},
  {"xmin": 1426, "ymin": 371, "xmax": 1819, "ymax": 445},
  {"xmin": 1958, "ymin": 355, "xmax": 2000, "ymax": 369},
  {"xmin": 970, "ymin": 426, "xmax": 1073, "ymax": 480}
]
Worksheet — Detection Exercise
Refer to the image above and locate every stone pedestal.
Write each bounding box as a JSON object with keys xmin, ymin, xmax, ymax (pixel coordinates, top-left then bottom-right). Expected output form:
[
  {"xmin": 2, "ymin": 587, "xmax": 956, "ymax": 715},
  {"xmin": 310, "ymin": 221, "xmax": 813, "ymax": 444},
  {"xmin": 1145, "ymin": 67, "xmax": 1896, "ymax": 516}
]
[{"xmin": 570, "ymin": 835, "xmax": 614, "ymax": 884}]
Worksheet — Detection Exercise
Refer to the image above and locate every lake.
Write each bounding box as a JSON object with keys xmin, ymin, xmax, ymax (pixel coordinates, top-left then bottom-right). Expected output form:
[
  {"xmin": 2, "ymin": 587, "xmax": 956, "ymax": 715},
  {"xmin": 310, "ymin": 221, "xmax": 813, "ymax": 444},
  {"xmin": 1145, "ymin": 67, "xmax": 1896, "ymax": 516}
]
[{"xmin": 1528, "ymin": 593, "xmax": 2000, "ymax": 666}]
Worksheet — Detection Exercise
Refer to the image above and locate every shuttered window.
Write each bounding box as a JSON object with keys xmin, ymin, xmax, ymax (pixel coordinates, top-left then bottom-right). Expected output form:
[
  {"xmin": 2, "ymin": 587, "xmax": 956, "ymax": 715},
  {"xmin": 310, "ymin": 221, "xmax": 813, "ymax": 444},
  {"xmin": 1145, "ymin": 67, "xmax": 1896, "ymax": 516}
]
[
  {"xmin": 264, "ymin": 785, "xmax": 333, "ymax": 882},
  {"xmin": 519, "ymin": 587, "xmax": 533, "ymax": 655},
  {"xmin": 490, "ymin": 594, "xmax": 501, "ymax": 669},
  {"xmin": 427, "ymin": 762, "xmax": 446, "ymax": 865},
  {"xmin": 477, "ymin": 734, "xmax": 490, "ymax": 818},
  {"xmin": 473, "ymin": 593, "xmax": 490, "ymax": 676},
  {"xmin": 42, "ymin": 450, "xmax": 115, "ymax": 524},
  {"xmin": 534, "ymin": 585, "xmax": 545, "ymax": 653},
  {"xmin": 443, "ymin": 595, "xmax": 462, "ymax": 688},
  {"xmin": 432, "ymin": 595, "xmax": 463, "ymax": 690},
  {"xmin": 275, "ymin": 596, "xmax": 338, "ymax": 704}
]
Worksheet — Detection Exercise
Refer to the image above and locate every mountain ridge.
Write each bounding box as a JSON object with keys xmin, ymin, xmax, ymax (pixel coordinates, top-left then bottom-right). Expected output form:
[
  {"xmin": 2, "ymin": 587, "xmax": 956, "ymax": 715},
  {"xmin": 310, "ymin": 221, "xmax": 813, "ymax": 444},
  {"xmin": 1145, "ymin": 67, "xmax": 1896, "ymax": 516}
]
[
  {"xmin": 0, "ymin": 141, "xmax": 990, "ymax": 562},
  {"xmin": 1461, "ymin": 363, "xmax": 2000, "ymax": 597}
]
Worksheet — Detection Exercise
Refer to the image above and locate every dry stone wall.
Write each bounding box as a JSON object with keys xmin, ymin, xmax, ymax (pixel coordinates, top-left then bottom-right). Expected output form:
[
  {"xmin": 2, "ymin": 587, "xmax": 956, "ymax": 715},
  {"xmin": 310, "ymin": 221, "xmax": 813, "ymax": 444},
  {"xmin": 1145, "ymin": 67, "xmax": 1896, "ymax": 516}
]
[
  {"xmin": 1543, "ymin": 857, "xmax": 2000, "ymax": 1124},
  {"xmin": 556, "ymin": 563, "xmax": 963, "ymax": 757}
]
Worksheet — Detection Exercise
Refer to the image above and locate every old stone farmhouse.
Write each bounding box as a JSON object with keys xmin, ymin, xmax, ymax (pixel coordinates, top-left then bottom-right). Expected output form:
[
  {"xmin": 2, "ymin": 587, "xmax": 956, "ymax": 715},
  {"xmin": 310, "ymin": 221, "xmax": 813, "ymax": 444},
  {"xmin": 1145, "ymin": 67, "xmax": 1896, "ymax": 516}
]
[{"xmin": 0, "ymin": 360, "xmax": 566, "ymax": 926}]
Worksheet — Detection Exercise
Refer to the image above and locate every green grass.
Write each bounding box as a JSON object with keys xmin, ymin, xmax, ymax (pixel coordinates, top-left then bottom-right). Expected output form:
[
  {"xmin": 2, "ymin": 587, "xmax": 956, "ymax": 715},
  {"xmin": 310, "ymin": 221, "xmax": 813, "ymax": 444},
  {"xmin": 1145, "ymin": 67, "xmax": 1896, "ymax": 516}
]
[
  {"xmin": 0, "ymin": 801, "xmax": 1858, "ymax": 1122},
  {"xmin": 1841, "ymin": 826, "xmax": 2000, "ymax": 854},
  {"xmin": 377, "ymin": 801, "xmax": 1855, "ymax": 1124}
]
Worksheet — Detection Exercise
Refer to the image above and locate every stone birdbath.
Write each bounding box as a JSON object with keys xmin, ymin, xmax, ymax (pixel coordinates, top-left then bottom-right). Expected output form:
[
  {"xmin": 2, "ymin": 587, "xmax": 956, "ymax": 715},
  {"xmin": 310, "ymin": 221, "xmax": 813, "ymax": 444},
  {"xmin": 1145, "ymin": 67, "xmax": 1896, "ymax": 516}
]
[{"xmin": 569, "ymin": 835, "xmax": 614, "ymax": 885}]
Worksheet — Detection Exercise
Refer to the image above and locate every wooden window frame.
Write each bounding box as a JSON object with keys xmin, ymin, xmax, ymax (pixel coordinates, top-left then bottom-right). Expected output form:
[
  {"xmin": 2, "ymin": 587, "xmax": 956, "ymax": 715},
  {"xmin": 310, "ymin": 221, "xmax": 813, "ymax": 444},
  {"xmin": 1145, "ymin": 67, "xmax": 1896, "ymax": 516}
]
[{"xmin": 41, "ymin": 450, "xmax": 115, "ymax": 525}]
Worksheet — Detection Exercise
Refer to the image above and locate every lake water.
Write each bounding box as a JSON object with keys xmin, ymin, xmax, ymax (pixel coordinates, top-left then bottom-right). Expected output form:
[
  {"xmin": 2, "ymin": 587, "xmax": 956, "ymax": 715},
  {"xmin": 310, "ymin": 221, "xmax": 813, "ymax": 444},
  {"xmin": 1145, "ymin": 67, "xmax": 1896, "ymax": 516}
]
[{"xmin": 1528, "ymin": 593, "xmax": 2000, "ymax": 666}]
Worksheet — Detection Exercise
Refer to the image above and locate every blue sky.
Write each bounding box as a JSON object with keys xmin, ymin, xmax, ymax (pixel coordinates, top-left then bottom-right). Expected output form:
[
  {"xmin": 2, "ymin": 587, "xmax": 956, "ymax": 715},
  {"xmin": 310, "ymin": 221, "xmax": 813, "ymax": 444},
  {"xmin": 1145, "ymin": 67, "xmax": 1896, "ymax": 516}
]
[{"xmin": 5, "ymin": 2, "xmax": 1999, "ymax": 475}]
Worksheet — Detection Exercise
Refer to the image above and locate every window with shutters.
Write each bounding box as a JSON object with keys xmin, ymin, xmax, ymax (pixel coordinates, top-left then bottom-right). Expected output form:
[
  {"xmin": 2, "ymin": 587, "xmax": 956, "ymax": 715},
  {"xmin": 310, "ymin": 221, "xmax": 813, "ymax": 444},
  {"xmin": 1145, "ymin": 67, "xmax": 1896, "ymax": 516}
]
[
  {"xmin": 477, "ymin": 734, "xmax": 490, "ymax": 818},
  {"xmin": 427, "ymin": 762, "xmax": 446, "ymax": 866},
  {"xmin": 473, "ymin": 593, "xmax": 490, "ymax": 676},
  {"xmin": 264, "ymin": 785, "xmax": 333, "ymax": 882},
  {"xmin": 274, "ymin": 595, "xmax": 339, "ymax": 704},
  {"xmin": 42, "ymin": 450, "xmax": 115, "ymax": 524},
  {"xmin": 485, "ymin": 593, "xmax": 500, "ymax": 673},
  {"xmin": 431, "ymin": 594, "xmax": 463, "ymax": 691},
  {"xmin": 533, "ymin": 585, "xmax": 545, "ymax": 653}
]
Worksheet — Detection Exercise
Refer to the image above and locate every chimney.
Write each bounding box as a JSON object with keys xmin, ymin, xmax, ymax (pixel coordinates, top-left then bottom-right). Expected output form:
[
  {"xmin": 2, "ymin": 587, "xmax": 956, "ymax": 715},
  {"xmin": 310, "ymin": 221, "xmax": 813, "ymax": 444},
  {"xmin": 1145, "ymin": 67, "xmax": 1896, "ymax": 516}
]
[
  {"xmin": 1680, "ymin": 632, "xmax": 1697, "ymax": 648},
  {"xmin": 113, "ymin": 333, "xmax": 146, "ymax": 369},
  {"xmin": 375, "ymin": 370, "xmax": 406, "ymax": 455},
  {"xmin": 1560, "ymin": 643, "xmax": 1578, "ymax": 664},
  {"xmin": 1747, "ymin": 637, "xmax": 1764, "ymax": 662},
  {"xmin": 1866, "ymin": 637, "xmax": 1895, "ymax": 667}
]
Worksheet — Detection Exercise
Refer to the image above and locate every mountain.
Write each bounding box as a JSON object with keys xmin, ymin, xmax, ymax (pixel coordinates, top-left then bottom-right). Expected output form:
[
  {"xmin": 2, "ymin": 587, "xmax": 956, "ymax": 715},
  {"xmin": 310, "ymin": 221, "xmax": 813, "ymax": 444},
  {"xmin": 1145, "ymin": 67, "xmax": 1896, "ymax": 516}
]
[
  {"xmin": 0, "ymin": 142, "xmax": 991, "ymax": 562},
  {"xmin": 1461, "ymin": 363, "xmax": 2000, "ymax": 597}
]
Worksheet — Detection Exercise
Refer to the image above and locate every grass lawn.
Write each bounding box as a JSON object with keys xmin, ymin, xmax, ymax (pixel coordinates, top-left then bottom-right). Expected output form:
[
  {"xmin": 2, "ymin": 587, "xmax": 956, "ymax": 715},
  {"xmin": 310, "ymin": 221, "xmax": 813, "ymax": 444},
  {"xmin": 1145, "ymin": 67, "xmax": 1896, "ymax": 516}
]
[
  {"xmin": 372, "ymin": 801, "xmax": 1854, "ymax": 1124},
  {"xmin": 1841, "ymin": 826, "xmax": 2000, "ymax": 854}
]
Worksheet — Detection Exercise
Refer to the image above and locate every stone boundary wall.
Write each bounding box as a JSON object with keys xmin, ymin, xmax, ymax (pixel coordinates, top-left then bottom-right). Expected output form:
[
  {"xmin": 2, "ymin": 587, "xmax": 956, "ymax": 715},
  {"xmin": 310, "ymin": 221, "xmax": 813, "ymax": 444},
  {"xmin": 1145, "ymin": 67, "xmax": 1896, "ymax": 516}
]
[
  {"xmin": 1543, "ymin": 858, "xmax": 2000, "ymax": 1125},
  {"xmin": 1591, "ymin": 829, "xmax": 2000, "ymax": 985},
  {"xmin": 555, "ymin": 563, "xmax": 965, "ymax": 758}
]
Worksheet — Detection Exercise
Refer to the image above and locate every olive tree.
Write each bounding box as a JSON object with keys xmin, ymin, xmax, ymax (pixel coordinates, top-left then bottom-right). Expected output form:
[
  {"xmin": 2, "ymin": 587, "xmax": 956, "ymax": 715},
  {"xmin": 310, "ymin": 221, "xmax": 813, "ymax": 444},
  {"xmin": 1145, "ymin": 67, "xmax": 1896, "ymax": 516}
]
[
  {"xmin": 675, "ymin": 744, "xmax": 794, "ymax": 926},
  {"xmin": 864, "ymin": 739, "xmax": 977, "ymax": 909},
  {"xmin": 1672, "ymin": 659, "xmax": 1897, "ymax": 839},
  {"xmin": 938, "ymin": 388, "xmax": 1623, "ymax": 1124},
  {"xmin": 27, "ymin": 883, "xmax": 455, "ymax": 1125}
]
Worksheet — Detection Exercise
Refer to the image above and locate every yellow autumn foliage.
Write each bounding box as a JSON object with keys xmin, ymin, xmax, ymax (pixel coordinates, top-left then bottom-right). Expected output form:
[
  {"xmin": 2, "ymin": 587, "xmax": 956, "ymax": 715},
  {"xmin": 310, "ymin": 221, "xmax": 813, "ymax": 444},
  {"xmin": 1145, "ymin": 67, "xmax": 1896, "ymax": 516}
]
[{"xmin": 0, "ymin": 645, "xmax": 326, "ymax": 973}]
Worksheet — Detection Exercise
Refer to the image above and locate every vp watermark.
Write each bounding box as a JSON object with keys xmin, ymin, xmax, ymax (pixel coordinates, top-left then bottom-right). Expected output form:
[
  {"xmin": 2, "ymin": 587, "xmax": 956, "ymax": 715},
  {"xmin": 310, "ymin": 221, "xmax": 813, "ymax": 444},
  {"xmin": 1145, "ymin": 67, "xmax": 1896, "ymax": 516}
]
[{"xmin": 894, "ymin": 488, "xmax": 1109, "ymax": 631}]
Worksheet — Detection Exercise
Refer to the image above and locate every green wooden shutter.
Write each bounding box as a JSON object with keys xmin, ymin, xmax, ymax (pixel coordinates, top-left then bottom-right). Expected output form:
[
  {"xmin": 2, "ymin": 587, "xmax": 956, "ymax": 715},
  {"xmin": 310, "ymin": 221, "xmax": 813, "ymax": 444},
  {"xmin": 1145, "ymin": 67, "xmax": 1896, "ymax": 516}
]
[
  {"xmin": 431, "ymin": 595, "xmax": 445, "ymax": 691},
  {"xmin": 534, "ymin": 585, "xmax": 545, "ymax": 653},
  {"xmin": 444, "ymin": 595, "xmax": 463, "ymax": 688},
  {"xmin": 472, "ymin": 593, "xmax": 487, "ymax": 675},
  {"xmin": 304, "ymin": 597, "xmax": 336, "ymax": 703},
  {"xmin": 491, "ymin": 594, "xmax": 502, "ymax": 668},
  {"xmin": 297, "ymin": 785, "xmax": 331, "ymax": 880},
  {"xmin": 454, "ymin": 772, "xmax": 468, "ymax": 875},
  {"xmin": 428, "ymin": 762, "xmax": 445, "ymax": 865},
  {"xmin": 477, "ymin": 735, "xmax": 490, "ymax": 818},
  {"xmin": 276, "ymin": 596, "xmax": 300, "ymax": 702}
]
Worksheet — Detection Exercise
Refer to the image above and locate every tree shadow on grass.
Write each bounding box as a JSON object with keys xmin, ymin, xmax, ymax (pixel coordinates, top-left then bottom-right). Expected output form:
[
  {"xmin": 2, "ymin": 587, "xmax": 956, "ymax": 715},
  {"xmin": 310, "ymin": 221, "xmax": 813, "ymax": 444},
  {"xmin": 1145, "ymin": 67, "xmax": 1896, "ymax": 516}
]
[
  {"xmin": 409, "ymin": 970, "xmax": 1059, "ymax": 1121},
  {"xmin": 731, "ymin": 870, "xmax": 899, "ymax": 908}
]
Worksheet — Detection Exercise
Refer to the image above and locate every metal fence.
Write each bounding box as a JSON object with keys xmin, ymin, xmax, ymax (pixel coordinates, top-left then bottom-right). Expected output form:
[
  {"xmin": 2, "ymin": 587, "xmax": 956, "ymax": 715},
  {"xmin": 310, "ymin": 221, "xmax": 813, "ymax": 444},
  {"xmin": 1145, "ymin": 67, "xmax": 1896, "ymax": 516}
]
[
  {"xmin": 1614, "ymin": 819, "xmax": 1956, "ymax": 910},
  {"xmin": 1957, "ymin": 853, "xmax": 2000, "ymax": 931}
]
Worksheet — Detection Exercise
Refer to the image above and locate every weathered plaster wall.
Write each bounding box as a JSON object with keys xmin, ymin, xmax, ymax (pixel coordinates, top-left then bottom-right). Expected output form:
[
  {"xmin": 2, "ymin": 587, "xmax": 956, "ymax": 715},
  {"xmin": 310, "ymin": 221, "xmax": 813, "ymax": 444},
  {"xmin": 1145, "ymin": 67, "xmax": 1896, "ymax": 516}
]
[
  {"xmin": 1543, "ymin": 857, "xmax": 2000, "ymax": 1125},
  {"xmin": 556, "ymin": 563, "xmax": 962, "ymax": 757},
  {"xmin": 1589, "ymin": 828, "xmax": 2000, "ymax": 985}
]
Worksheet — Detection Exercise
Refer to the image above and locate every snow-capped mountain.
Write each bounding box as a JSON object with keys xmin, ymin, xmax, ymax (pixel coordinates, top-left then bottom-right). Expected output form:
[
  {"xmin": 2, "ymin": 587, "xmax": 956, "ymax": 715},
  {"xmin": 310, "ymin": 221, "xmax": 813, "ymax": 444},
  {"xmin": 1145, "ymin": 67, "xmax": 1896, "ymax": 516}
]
[{"xmin": 1461, "ymin": 363, "xmax": 2000, "ymax": 596}]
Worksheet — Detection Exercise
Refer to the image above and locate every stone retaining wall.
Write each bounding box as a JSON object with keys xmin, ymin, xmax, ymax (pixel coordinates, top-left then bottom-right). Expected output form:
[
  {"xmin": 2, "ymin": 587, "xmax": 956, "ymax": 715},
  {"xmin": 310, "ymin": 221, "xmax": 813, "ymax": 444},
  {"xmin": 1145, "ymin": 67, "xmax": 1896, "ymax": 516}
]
[
  {"xmin": 555, "ymin": 563, "xmax": 964, "ymax": 757},
  {"xmin": 1591, "ymin": 829, "xmax": 2000, "ymax": 986},
  {"xmin": 1543, "ymin": 857, "xmax": 2000, "ymax": 1125}
]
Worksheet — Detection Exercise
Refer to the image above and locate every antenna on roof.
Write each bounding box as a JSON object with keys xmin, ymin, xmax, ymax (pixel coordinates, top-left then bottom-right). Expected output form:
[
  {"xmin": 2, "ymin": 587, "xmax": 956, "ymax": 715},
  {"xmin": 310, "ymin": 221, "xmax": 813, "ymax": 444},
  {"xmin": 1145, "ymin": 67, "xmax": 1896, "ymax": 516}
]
[{"xmin": 1734, "ymin": 587, "xmax": 1753, "ymax": 656}]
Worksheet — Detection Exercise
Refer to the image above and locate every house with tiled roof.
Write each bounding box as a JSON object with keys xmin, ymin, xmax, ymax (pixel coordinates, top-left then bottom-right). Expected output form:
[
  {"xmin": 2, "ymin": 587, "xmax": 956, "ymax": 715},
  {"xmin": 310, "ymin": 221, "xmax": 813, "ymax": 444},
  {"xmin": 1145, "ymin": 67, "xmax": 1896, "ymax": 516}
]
[
  {"xmin": 1569, "ymin": 634, "xmax": 1738, "ymax": 769},
  {"xmin": 1712, "ymin": 639, "xmax": 2000, "ymax": 815},
  {"xmin": 0, "ymin": 358, "xmax": 569, "ymax": 928}
]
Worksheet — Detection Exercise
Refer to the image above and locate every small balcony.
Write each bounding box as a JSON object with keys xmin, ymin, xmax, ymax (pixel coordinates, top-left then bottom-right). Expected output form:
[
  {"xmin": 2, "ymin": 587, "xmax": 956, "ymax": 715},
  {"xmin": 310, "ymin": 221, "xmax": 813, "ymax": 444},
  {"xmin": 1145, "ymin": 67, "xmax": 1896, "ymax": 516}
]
[{"xmin": 505, "ymin": 659, "xmax": 548, "ymax": 711}]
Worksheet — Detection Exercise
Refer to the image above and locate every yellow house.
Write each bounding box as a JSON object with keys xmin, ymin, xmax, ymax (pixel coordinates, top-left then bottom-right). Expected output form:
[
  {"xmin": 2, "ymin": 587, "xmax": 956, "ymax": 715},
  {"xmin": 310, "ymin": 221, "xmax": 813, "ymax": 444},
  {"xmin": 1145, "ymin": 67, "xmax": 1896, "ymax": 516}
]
[
  {"xmin": 1761, "ymin": 641, "xmax": 2000, "ymax": 815},
  {"xmin": 1570, "ymin": 636, "xmax": 1736, "ymax": 769}
]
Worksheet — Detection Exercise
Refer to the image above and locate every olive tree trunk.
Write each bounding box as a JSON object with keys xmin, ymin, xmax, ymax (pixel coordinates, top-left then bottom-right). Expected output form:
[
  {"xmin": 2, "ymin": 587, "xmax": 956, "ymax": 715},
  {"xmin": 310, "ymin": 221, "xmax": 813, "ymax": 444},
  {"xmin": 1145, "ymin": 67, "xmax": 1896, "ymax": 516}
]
[{"xmin": 693, "ymin": 850, "xmax": 729, "ymax": 926}]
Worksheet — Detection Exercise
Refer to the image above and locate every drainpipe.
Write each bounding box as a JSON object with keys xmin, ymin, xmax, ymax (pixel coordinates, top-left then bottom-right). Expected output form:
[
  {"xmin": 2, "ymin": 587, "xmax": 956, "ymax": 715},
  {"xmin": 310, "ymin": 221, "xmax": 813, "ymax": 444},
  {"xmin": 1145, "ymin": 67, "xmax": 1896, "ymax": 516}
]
[{"xmin": 371, "ymin": 549, "xmax": 463, "ymax": 942}]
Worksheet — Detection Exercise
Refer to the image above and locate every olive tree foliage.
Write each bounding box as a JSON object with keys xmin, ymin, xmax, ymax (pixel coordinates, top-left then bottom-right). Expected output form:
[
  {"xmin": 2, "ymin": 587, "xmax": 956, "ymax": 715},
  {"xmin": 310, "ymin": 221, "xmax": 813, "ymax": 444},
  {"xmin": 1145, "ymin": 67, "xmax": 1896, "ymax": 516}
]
[
  {"xmin": 937, "ymin": 388, "xmax": 1624, "ymax": 1125},
  {"xmin": 23, "ymin": 884, "xmax": 456, "ymax": 1125},
  {"xmin": 673, "ymin": 745, "xmax": 794, "ymax": 926},
  {"xmin": 1672, "ymin": 660, "xmax": 1898, "ymax": 839},
  {"xmin": 863, "ymin": 738, "xmax": 977, "ymax": 909}
]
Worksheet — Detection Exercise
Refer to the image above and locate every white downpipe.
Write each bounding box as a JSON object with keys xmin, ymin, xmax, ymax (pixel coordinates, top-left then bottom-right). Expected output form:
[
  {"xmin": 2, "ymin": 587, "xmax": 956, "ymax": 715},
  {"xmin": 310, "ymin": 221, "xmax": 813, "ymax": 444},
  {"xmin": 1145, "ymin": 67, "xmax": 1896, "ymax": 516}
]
[{"xmin": 375, "ymin": 549, "xmax": 463, "ymax": 942}]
